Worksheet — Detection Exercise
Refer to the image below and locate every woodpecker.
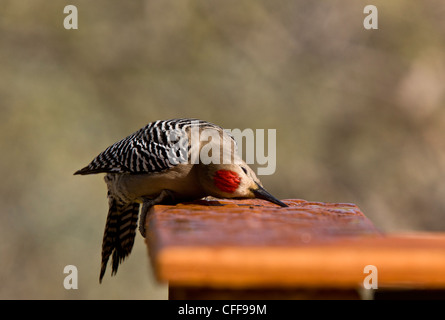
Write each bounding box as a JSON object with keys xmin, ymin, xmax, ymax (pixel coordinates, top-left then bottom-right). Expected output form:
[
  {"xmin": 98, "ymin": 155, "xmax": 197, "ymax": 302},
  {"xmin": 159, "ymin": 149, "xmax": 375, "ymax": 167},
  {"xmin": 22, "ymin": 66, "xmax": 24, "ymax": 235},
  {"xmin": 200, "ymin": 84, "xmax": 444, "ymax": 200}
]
[{"xmin": 74, "ymin": 118, "xmax": 287, "ymax": 282}]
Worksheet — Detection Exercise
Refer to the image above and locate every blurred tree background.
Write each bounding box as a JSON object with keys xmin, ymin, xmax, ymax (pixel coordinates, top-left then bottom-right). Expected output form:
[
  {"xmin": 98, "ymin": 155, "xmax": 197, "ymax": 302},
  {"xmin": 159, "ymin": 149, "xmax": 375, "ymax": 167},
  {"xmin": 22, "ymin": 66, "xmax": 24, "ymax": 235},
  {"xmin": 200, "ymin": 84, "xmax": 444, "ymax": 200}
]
[{"xmin": 1, "ymin": 0, "xmax": 445, "ymax": 299}]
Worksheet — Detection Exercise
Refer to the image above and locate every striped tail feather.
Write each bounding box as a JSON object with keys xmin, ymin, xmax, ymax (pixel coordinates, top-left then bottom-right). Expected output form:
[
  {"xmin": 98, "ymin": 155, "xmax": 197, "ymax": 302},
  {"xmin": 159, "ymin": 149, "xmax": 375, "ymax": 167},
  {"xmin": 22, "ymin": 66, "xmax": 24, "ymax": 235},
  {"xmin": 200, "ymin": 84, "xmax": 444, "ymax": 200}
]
[{"xmin": 99, "ymin": 199, "xmax": 140, "ymax": 283}]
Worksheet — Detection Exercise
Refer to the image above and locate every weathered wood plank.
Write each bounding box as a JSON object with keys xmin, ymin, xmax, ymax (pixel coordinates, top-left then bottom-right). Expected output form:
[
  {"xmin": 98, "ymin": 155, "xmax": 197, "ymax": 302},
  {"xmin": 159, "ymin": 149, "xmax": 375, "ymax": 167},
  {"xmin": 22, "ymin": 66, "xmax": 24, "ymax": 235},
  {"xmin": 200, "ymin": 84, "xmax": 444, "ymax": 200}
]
[{"xmin": 146, "ymin": 199, "xmax": 445, "ymax": 289}]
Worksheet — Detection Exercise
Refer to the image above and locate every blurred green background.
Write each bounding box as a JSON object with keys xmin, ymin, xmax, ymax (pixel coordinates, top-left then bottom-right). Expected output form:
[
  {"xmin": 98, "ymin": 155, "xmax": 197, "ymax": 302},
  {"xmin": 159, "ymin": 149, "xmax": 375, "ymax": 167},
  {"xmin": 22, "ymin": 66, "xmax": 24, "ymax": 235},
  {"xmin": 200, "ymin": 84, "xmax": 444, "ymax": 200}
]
[{"xmin": 1, "ymin": 0, "xmax": 445, "ymax": 299}]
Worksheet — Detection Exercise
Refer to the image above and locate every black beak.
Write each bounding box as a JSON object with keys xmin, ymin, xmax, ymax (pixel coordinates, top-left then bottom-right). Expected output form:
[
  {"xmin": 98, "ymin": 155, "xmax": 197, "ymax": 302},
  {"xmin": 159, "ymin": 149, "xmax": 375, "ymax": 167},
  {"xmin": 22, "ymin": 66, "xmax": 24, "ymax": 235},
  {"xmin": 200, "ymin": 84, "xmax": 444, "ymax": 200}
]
[{"xmin": 252, "ymin": 182, "xmax": 288, "ymax": 207}]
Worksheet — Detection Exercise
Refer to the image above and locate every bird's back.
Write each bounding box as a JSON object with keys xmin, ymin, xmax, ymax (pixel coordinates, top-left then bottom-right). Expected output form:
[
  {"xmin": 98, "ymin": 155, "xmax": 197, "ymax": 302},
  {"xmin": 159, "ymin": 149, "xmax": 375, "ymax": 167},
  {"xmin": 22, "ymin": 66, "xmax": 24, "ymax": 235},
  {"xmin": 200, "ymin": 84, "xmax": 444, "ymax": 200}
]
[{"xmin": 74, "ymin": 118, "xmax": 234, "ymax": 176}]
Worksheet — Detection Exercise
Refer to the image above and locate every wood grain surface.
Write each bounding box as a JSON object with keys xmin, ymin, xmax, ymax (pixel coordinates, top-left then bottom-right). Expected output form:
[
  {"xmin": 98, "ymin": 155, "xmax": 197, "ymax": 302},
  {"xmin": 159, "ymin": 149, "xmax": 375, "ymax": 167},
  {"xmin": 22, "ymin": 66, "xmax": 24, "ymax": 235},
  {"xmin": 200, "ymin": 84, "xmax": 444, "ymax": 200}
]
[{"xmin": 146, "ymin": 199, "xmax": 445, "ymax": 289}]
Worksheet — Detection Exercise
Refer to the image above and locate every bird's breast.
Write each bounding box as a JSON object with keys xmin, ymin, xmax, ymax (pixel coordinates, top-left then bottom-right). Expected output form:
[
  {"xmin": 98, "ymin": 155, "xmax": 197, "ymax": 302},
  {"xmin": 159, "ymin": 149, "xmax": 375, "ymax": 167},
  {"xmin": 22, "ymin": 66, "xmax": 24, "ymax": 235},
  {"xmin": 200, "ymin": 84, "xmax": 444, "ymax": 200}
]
[{"xmin": 107, "ymin": 164, "xmax": 206, "ymax": 203}]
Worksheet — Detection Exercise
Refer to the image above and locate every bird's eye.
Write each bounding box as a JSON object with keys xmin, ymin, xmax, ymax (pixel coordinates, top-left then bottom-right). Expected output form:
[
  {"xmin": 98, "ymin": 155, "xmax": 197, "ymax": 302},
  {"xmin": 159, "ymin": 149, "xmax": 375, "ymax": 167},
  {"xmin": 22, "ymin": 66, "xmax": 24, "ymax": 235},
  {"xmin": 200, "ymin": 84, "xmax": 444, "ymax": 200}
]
[{"xmin": 241, "ymin": 167, "xmax": 248, "ymax": 175}]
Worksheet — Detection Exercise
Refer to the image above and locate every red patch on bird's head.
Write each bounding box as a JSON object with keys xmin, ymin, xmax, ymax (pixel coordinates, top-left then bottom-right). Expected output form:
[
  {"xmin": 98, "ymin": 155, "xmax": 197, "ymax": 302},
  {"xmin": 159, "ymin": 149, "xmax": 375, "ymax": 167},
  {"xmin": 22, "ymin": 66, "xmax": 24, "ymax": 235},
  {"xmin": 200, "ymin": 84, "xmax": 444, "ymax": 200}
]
[{"xmin": 213, "ymin": 170, "xmax": 241, "ymax": 194}]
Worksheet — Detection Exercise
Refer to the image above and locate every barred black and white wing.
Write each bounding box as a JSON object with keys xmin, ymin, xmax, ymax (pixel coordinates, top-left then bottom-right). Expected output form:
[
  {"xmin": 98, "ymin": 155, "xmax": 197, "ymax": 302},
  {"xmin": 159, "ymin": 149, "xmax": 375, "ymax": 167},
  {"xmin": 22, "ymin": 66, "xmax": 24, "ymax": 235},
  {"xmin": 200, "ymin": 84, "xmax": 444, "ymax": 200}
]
[{"xmin": 74, "ymin": 118, "xmax": 232, "ymax": 175}]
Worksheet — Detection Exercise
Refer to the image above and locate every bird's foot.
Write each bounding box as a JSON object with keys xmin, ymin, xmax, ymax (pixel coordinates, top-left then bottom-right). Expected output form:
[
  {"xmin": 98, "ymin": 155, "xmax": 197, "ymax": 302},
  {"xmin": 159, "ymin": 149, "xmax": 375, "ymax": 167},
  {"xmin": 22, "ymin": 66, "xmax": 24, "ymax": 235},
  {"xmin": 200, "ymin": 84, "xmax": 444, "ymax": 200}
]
[{"xmin": 138, "ymin": 190, "xmax": 175, "ymax": 238}]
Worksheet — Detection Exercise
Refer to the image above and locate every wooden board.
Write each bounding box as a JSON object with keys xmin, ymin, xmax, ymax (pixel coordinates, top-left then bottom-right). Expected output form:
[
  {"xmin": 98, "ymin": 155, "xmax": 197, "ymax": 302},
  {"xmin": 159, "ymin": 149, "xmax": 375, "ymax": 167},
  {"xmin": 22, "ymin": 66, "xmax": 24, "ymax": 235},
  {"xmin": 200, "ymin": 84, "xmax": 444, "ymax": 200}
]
[{"xmin": 146, "ymin": 199, "xmax": 445, "ymax": 289}]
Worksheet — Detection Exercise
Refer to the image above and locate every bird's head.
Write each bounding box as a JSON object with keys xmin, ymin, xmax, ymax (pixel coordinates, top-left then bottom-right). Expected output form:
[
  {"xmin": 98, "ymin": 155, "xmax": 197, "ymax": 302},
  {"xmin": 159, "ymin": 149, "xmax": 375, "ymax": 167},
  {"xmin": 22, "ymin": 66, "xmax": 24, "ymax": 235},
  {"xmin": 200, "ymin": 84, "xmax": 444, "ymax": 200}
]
[{"xmin": 199, "ymin": 161, "xmax": 288, "ymax": 207}]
